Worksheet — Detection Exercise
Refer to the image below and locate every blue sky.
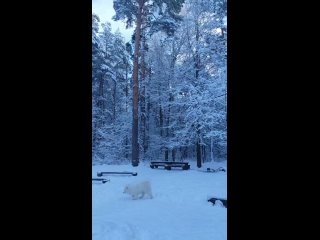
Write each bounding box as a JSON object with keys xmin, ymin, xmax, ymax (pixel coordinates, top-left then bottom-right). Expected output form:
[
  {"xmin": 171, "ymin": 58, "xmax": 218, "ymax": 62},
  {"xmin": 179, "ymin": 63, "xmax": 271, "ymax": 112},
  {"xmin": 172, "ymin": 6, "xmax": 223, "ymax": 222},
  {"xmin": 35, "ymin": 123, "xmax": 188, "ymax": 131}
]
[{"xmin": 92, "ymin": 0, "xmax": 133, "ymax": 42}]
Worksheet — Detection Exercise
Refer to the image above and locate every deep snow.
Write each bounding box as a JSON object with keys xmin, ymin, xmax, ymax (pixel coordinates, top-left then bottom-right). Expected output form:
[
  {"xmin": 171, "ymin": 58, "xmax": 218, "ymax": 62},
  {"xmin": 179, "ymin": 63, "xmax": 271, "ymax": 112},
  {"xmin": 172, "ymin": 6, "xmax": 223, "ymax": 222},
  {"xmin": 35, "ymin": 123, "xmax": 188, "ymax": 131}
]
[{"xmin": 92, "ymin": 160, "xmax": 227, "ymax": 240}]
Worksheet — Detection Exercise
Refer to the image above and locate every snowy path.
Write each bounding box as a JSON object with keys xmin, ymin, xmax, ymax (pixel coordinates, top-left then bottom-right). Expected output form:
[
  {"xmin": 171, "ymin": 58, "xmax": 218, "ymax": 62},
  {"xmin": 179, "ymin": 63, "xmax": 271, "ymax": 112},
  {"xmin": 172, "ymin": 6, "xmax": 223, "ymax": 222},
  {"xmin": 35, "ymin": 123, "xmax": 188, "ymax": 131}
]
[{"xmin": 92, "ymin": 161, "xmax": 227, "ymax": 240}]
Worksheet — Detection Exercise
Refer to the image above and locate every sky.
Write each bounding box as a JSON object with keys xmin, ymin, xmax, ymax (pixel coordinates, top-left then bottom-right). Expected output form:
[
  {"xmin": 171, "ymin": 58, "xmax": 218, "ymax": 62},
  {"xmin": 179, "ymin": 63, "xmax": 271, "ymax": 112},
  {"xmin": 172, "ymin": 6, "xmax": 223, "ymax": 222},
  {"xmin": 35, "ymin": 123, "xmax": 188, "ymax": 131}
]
[{"xmin": 92, "ymin": 0, "xmax": 133, "ymax": 42}]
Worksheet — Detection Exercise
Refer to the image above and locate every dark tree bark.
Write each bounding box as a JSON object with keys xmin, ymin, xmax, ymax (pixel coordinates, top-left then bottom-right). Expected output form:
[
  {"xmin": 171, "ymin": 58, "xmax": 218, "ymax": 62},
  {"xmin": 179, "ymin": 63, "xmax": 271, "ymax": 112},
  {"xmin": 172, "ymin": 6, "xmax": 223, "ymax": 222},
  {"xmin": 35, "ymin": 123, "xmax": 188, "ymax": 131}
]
[
  {"xmin": 196, "ymin": 124, "xmax": 202, "ymax": 168},
  {"xmin": 125, "ymin": 58, "xmax": 129, "ymax": 160},
  {"xmin": 165, "ymin": 148, "xmax": 168, "ymax": 161},
  {"xmin": 196, "ymin": 140, "xmax": 201, "ymax": 168},
  {"xmin": 140, "ymin": 32, "xmax": 147, "ymax": 157},
  {"xmin": 113, "ymin": 81, "xmax": 116, "ymax": 123},
  {"xmin": 159, "ymin": 105, "xmax": 163, "ymax": 137},
  {"xmin": 125, "ymin": 136, "xmax": 129, "ymax": 159},
  {"xmin": 98, "ymin": 75, "xmax": 104, "ymax": 110},
  {"xmin": 172, "ymin": 148, "xmax": 176, "ymax": 162},
  {"xmin": 202, "ymin": 145, "xmax": 206, "ymax": 163},
  {"xmin": 195, "ymin": 20, "xmax": 202, "ymax": 168},
  {"xmin": 132, "ymin": 3, "xmax": 143, "ymax": 167}
]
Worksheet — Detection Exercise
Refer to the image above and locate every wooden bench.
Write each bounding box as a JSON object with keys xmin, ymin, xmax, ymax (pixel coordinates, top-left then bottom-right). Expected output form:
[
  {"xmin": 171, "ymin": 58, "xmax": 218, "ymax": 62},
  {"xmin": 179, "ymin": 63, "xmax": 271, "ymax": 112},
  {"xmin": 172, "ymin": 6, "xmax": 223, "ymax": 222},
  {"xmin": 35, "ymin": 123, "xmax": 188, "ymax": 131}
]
[
  {"xmin": 97, "ymin": 172, "xmax": 138, "ymax": 177},
  {"xmin": 150, "ymin": 161, "xmax": 190, "ymax": 170},
  {"xmin": 92, "ymin": 178, "xmax": 109, "ymax": 184},
  {"xmin": 208, "ymin": 197, "xmax": 227, "ymax": 208}
]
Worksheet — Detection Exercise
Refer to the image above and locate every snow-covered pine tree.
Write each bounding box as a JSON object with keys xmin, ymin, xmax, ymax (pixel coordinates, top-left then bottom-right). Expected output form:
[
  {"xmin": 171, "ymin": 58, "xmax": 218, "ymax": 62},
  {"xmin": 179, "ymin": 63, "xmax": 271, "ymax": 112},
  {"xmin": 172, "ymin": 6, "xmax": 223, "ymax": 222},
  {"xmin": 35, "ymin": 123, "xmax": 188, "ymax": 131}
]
[
  {"xmin": 92, "ymin": 15, "xmax": 133, "ymax": 164},
  {"xmin": 140, "ymin": 0, "xmax": 227, "ymax": 165},
  {"xmin": 113, "ymin": 0, "xmax": 185, "ymax": 166},
  {"xmin": 173, "ymin": 0, "xmax": 227, "ymax": 165}
]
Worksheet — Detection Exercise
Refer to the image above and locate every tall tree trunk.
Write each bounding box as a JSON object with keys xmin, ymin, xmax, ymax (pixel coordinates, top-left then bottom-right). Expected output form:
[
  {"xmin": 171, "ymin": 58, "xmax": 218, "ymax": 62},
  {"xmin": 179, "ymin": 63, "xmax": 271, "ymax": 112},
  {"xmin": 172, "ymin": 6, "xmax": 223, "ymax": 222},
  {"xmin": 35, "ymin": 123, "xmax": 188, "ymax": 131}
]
[
  {"xmin": 203, "ymin": 145, "xmax": 206, "ymax": 163},
  {"xmin": 98, "ymin": 75, "xmax": 104, "ymax": 110},
  {"xmin": 196, "ymin": 139, "xmax": 201, "ymax": 168},
  {"xmin": 172, "ymin": 148, "xmax": 176, "ymax": 162},
  {"xmin": 195, "ymin": 19, "xmax": 200, "ymax": 80},
  {"xmin": 145, "ymin": 67, "xmax": 151, "ymax": 155},
  {"xmin": 98, "ymin": 74, "xmax": 105, "ymax": 127},
  {"xmin": 125, "ymin": 61, "xmax": 129, "ymax": 112},
  {"xmin": 165, "ymin": 110, "xmax": 169, "ymax": 161},
  {"xmin": 181, "ymin": 146, "xmax": 188, "ymax": 161},
  {"xmin": 159, "ymin": 105, "xmax": 163, "ymax": 137},
  {"xmin": 132, "ymin": 5, "xmax": 143, "ymax": 167},
  {"xmin": 125, "ymin": 61, "xmax": 129, "ymax": 160},
  {"xmin": 159, "ymin": 105, "xmax": 165, "ymax": 160},
  {"xmin": 211, "ymin": 136, "xmax": 214, "ymax": 162},
  {"xmin": 195, "ymin": 19, "xmax": 201, "ymax": 168},
  {"xmin": 165, "ymin": 148, "xmax": 168, "ymax": 161},
  {"xmin": 113, "ymin": 81, "xmax": 116, "ymax": 123},
  {"xmin": 125, "ymin": 136, "xmax": 128, "ymax": 159},
  {"xmin": 196, "ymin": 125, "xmax": 202, "ymax": 168},
  {"xmin": 140, "ymin": 32, "xmax": 147, "ymax": 157}
]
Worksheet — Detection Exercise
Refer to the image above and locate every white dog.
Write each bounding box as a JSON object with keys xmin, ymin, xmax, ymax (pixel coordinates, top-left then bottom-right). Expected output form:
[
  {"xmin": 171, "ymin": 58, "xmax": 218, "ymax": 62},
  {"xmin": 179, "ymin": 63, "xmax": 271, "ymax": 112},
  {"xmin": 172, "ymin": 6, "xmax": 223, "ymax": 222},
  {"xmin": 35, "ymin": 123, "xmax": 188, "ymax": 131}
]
[{"xmin": 123, "ymin": 181, "xmax": 153, "ymax": 200}]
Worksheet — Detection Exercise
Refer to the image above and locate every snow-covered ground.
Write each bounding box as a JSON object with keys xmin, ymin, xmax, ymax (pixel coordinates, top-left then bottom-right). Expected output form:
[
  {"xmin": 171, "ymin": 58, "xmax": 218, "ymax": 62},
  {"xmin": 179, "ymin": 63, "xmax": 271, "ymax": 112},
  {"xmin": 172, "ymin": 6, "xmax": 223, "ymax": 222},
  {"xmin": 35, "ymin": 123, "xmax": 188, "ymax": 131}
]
[{"xmin": 92, "ymin": 160, "xmax": 227, "ymax": 240}]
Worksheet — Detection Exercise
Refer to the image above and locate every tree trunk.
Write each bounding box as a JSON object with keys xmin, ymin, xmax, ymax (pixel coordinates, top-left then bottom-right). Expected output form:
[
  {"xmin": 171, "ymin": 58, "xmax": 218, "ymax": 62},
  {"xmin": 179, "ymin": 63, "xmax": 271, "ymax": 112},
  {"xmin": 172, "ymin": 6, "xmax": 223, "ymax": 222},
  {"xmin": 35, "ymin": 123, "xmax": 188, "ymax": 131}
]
[
  {"xmin": 211, "ymin": 137, "xmax": 214, "ymax": 162},
  {"xmin": 145, "ymin": 69, "xmax": 151, "ymax": 155},
  {"xmin": 125, "ymin": 136, "xmax": 128, "ymax": 159},
  {"xmin": 202, "ymin": 145, "xmax": 206, "ymax": 163},
  {"xmin": 140, "ymin": 32, "xmax": 147, "ymax": 157},
  {"xmin": 195, "ymin": 19, "xmax": 200, "ymax": 80},
  {"xmin": 159, "ymin": 105, "xmax": 166, "ymax": 161},
  {"xmin": 196, "ymin": 139, "xmax": 202, "ymax": 168},
  {"xmin": 195, "ymin": 20, "xmax": 201, "ymax": 168},
  {"xmin": 181, "ymin": 146, "xmax": 188, "ymax": 161},
  {"xmin": 165, "ymin": 148, "xmax": 168, "ymax": 161},
  {"xmin": 125, "ymin": 60, "xmax": 129, "ymax": 160},
  {"xmin": 131, "ymin": 5, "xmax": 143, "ymax": 167},
  {"xmin": 125, "ymin": 63, "xmax": 128, "ymax": 112},
  {"xmin": 98, "ymin": 75, "xmax": 104, "ymax": 110},
  {"xmin": 159, "ymin": 105, "xmax": 163, "ymax": 137},
  {"xmin": 165, "ymin": 109, "xmax": 169, "ymax": 161},
  {"xmin": 113, "ymin": 81, "xmax": 116, "ymax": 123},
  {"xmin": 172, "ymin": 148, "xmax": 176, "ymax": 162}
]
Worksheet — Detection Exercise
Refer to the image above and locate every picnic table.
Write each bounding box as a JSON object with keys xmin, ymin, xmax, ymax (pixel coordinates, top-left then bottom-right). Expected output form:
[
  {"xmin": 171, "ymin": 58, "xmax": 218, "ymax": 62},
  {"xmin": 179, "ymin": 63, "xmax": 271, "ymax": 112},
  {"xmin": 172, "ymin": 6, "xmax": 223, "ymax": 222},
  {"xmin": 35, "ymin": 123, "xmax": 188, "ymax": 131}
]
[{"xmin": 150, "ymin": 161, "xmax": 190, "ymax": 170}]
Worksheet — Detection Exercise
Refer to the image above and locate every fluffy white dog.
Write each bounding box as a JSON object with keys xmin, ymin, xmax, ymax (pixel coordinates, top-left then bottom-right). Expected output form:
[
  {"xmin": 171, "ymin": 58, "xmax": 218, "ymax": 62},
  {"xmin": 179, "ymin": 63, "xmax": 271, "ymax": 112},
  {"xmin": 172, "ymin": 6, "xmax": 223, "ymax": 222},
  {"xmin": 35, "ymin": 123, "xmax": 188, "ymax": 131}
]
[{"xmin": 123, "ymin": 181, "xmax": 153, "ymax": 200}]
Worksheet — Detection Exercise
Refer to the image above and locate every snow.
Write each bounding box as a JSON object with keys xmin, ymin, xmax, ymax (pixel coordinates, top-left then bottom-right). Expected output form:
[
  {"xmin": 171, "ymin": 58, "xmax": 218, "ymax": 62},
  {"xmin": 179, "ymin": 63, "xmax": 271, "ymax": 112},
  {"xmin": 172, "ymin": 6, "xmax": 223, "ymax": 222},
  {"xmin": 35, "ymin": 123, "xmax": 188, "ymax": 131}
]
[{"xmin": 92, "ymin": 160, "xmax": 227, "ymax": 240}]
